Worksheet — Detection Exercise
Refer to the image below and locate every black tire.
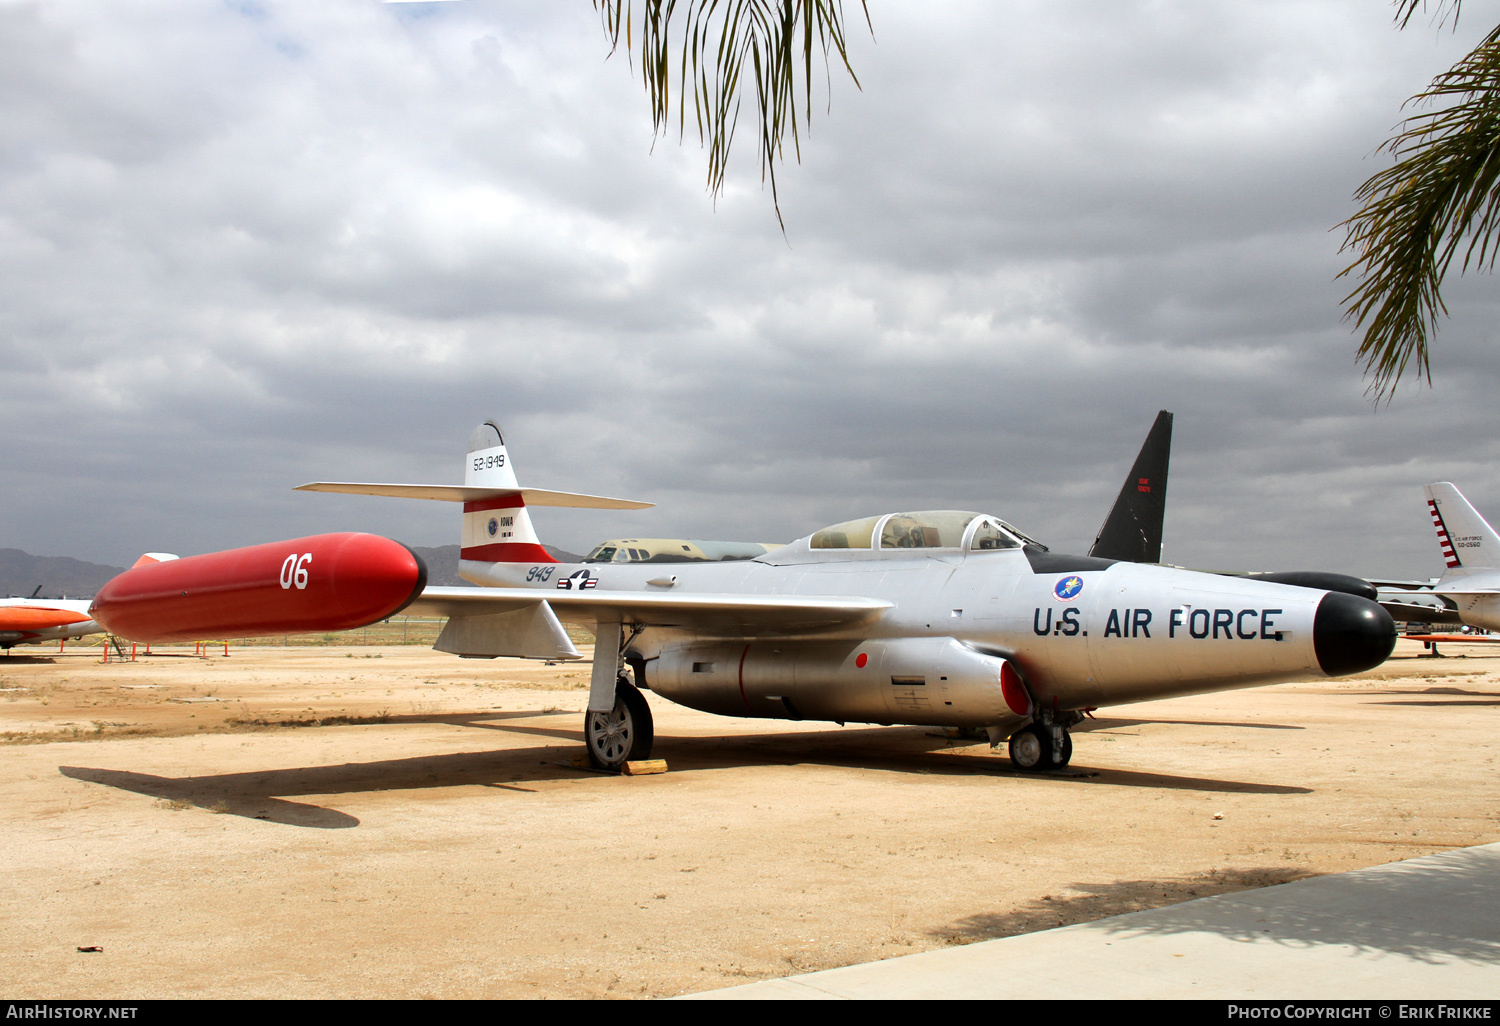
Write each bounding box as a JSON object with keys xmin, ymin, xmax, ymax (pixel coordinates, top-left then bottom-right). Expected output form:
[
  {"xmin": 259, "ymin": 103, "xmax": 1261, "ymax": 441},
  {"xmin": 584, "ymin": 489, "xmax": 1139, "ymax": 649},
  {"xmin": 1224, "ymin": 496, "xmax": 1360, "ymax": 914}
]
[
  {"xmin": 1007, "ymin": 724, "xmax": 1051, "ymax": 771},
  {"xmin": 584, "ymin": 676, "xmax": 655, "ymax": 772}
]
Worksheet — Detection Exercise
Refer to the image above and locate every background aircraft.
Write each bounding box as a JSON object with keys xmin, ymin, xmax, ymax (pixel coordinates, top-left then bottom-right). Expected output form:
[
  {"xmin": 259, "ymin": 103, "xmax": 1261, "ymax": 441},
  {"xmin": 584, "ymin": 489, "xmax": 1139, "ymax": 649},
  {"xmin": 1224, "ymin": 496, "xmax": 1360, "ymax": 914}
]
[
  {"xmin": 1377, "ymin": 483, "xmax": 1500, "ymax": 632},
  {"xmin": 0, "ymin": 595, "xmax": 99, "ymax": 651},
  {"xmin": 1088, "ymin": 410, "xmax": 1172, "ymax": 564},
  {"xmin": 1, "ymin": 553, "xmax": 176, "ymax": 652},
  {"xmin": 1088, "ymin": 410, "xmax": 1377, "ymax": 601}
]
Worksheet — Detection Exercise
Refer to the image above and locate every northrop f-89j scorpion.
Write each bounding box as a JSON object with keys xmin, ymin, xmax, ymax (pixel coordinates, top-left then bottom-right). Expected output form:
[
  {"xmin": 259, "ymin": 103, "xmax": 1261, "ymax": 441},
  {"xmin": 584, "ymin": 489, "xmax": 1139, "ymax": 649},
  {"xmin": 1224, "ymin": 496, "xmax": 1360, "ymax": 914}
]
[{"xmin": 90, "ymin": 421, "xmax": 1398, "ymax": 773}]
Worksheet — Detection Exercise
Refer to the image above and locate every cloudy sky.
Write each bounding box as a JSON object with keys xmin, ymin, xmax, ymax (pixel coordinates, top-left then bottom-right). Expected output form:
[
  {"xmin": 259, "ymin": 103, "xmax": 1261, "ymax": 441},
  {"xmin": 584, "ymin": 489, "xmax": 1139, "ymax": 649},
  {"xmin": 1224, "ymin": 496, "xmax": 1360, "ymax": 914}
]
[{"xmin": 3, "ymin": 0, "xmax": 1498, "ymax": 580}]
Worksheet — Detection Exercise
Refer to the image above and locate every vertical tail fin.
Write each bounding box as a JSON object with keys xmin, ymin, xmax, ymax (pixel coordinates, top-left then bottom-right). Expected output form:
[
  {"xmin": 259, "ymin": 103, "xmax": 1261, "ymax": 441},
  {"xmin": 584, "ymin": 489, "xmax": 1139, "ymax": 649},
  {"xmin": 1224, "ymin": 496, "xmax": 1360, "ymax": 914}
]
[
  {"xmin": 1424, "ymin": 482, "xmax": 1500, "ymax": 578},
  {"xmin": 460, "ymin": 422, "xmax": 555, "ymax": 564},
  {"xmin": 1089, "ymin": 410, "xmax": 1172, "ymax": 563}
]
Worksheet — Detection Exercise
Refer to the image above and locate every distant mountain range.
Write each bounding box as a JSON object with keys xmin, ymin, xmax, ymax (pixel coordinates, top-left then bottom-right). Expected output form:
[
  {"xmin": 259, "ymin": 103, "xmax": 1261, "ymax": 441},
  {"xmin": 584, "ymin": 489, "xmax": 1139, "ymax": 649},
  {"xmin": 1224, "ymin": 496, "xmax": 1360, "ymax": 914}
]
[
  {"xmin": 0, "ymin": 549, "xmax": 125, "ymax": 599},
  {"xmin": 1, "ymin": 544, "xmax": 585, "ymax": 599}
]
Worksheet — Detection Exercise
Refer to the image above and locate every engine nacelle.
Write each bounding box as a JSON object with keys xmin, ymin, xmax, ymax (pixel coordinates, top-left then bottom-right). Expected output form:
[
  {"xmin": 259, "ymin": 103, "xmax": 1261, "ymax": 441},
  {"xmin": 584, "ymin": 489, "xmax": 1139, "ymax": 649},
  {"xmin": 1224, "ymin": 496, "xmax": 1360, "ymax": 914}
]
[{"xmin": 644, "ymin": 636, "xmax": 1034, "ymax": 729}]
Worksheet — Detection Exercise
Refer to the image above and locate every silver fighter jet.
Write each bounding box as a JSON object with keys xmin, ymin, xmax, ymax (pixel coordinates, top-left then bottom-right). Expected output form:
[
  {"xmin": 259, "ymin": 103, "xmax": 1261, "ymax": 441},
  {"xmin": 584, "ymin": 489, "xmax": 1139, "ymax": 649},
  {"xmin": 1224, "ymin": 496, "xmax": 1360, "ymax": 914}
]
[{"xmin": 301, "ymin": 421, "xmax": 1397, "ymax": 773}]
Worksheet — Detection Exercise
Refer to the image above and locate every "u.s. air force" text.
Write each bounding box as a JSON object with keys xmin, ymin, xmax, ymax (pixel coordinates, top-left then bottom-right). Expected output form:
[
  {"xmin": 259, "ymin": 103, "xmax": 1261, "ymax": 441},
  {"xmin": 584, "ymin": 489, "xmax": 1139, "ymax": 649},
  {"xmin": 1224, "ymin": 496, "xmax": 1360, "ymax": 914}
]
[{"xmin": 1033, "ymin": 607, "xmax": 1285, "ymax": 640}]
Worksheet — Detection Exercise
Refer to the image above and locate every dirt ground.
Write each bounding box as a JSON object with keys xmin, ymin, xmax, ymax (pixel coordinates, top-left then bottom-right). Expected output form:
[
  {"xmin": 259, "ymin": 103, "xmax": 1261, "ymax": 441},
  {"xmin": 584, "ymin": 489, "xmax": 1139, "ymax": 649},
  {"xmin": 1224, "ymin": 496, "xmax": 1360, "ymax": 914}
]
[{"xmin": 1, "ymin": 636, "xmax": 1497, "ymax": 999}]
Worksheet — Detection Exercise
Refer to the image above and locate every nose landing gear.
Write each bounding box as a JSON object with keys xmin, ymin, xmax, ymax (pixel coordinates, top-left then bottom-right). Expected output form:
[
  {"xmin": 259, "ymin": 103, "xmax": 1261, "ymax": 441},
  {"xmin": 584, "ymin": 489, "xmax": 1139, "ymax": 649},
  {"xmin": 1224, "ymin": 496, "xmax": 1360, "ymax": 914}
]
[{"xmin": 1005, "ymin": 714, "xmax": 1077, "ymax": 771}]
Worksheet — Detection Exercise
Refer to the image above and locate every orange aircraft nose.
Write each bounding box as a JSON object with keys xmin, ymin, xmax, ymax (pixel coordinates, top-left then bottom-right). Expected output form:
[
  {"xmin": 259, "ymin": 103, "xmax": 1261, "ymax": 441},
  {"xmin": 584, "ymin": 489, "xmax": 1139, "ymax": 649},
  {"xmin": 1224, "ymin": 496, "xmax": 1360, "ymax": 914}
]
[{"xmin": 0, "ymin": 607, "xmax": 92, "ymax": 631}]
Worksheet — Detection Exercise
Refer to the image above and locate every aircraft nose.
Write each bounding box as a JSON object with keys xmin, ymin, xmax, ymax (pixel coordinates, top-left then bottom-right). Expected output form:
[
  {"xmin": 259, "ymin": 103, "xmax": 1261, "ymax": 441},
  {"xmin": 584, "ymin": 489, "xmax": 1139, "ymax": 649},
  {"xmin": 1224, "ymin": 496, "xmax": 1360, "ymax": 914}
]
[{"xmin": 1313, "ymin": 591, "xmax": 1397, "ymax": 676}]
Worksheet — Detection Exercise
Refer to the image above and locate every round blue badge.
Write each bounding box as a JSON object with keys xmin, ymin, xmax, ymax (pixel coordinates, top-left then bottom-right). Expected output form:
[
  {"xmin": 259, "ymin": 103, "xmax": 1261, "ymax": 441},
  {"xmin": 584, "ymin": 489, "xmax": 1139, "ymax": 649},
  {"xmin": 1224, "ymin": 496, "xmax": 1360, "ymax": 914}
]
[
  {"xmin": 487, "ymin": 518, "xmax": 499, "ymax": 537},
  {"xmin": 1054, "ymin": 575, "xmax": 1084, "ymax": 601}
]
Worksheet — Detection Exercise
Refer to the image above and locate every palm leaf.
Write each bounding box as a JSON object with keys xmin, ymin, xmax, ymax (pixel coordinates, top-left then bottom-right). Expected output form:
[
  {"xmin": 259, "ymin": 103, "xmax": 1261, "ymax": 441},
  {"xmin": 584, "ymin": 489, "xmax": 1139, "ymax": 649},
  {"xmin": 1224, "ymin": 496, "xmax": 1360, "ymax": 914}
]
[
  {"xmin": 594, "ymin": 1, "xmax": 871, "ymax": 228},
  {"xmin": 1340, "ymin": 33, "xmax": 1500, "ymax": 398},
  {"xmin": 1341, "ymin": 0, "xmax": 1500, "ymax": 398}
]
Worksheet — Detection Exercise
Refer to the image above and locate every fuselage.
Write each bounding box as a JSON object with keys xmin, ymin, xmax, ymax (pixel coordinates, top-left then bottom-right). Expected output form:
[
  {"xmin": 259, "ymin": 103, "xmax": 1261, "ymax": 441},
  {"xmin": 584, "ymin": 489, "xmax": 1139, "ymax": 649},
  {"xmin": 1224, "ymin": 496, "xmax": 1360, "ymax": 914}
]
[
  {"xmin": 460, "ymin": 540, "xmax": 1393, "ymax": 726},
  {"xmin": 1433, "ymin": 572, "xmax": 1500, "ymax": 632},
  {"xmin": 0, "ymin": 598, "xmax": 98, "ymax": 649}
]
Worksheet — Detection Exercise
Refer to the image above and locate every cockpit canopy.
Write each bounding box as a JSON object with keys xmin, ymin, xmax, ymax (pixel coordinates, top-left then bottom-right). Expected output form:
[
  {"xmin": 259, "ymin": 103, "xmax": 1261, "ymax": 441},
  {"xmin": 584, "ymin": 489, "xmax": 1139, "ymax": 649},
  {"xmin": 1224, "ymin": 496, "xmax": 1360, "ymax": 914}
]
[{"xmin": 808, "ymin": 510, "xmax": 1040, "ymax": 552}]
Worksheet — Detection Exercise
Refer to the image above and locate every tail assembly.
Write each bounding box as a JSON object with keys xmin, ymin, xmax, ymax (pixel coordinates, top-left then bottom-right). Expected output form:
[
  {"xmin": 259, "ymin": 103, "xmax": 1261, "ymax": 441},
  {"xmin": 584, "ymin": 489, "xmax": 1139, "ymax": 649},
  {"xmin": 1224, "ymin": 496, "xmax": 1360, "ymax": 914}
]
[
  {"xmin": 460, "ymin": 422, "xmax": 552, "ymax": 564},
  {"xmin": 296, "ymin": 420, "xmax": 654, "ymax": 565},
  {"xmin": 1424, "ymin": 482, "xmax": 1500, "ymax": 580},
  {"xmin": 130, "ymin": 552, "xmax": 179, "ymax": 569},
  {"xmin": 1089, "ymin": 410, "xmax": 1172, "ymax": 563}
]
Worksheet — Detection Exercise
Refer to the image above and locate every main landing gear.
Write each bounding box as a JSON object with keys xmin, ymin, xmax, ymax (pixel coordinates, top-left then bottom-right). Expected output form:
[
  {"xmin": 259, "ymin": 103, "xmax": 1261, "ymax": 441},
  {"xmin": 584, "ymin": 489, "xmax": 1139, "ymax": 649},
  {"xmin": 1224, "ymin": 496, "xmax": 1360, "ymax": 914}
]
[
  {"xmin": 1005, "ymin": 716, "xmax": 1076, "ymax": 771},
  {"xmin": 584, "ymin": 675, "xmax": 655, "ymax": 772}
]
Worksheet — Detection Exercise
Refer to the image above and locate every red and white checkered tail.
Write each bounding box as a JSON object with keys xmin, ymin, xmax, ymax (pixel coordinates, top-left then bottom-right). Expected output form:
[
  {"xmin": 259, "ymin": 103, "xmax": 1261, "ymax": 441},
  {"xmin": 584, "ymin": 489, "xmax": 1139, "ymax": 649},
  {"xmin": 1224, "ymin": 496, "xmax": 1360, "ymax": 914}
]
[
  {"xmin": 461, "ymin": 422, "xmax": 554, "ymax": 564},
  {"xmin": 1424, "ymin": 482, "xmax": 1500, "ymax": 576}
]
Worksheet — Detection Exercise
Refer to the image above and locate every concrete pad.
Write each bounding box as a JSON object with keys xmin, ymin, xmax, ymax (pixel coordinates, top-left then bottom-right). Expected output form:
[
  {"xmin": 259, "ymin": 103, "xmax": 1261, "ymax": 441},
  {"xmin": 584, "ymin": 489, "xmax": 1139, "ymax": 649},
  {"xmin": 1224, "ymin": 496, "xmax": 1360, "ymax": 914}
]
[{"xmin": 687, "ymin": 844, "xmax": 1500, "ymax": 999}]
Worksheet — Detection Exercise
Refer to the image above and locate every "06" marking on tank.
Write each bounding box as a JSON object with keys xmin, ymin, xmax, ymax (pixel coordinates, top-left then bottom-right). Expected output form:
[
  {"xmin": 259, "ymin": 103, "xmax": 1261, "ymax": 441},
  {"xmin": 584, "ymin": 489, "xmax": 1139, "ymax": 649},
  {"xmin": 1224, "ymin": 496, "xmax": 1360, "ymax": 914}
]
[{"xmin": 279, "ymin": 553, "xmax": 312, "ymax": 590}]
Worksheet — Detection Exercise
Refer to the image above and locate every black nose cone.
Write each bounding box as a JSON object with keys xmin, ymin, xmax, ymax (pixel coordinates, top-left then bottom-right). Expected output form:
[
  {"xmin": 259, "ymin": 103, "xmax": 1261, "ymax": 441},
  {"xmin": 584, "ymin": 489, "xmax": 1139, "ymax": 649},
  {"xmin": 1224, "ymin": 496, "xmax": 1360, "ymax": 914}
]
[{"xmin": 1314, "ymin": 591, "xmax": 1397, "ymax": 676}]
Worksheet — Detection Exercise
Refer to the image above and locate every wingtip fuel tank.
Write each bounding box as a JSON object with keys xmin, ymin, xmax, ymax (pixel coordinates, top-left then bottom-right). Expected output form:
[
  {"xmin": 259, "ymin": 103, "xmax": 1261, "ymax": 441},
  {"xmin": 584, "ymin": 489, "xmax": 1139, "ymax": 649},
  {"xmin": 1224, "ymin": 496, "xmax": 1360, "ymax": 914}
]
[{"xmin": 90, "ymin": 533, "xmax": 428, "ymax": 643}]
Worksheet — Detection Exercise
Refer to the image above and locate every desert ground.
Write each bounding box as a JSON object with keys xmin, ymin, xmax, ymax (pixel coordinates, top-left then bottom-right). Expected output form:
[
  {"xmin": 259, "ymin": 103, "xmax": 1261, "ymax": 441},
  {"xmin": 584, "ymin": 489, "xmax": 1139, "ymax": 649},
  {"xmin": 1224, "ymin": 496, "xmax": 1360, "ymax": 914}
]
[{"xmin": 1, "ymin": 632, "xmax": 1496, "ymax": 999}]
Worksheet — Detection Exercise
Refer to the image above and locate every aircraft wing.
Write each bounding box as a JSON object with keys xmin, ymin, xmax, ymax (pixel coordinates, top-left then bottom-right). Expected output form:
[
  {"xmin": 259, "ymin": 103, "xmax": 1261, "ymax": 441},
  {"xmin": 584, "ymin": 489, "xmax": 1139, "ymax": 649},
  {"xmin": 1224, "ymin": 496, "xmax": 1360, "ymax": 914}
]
[
  {"xmin": 406, "ymin": 586, "xmax": 892, "ymax": 634},
  {"xmin": 295, "ymin": 482, "xmax": 653, "ymax": 510},
  {"xmin": 1402, "ymin": 632, "xmax": 1500, "ymax": 642},
  {"xmin": 1380, "ymin": 600, "xmax": 1465, "ymax": 625}
]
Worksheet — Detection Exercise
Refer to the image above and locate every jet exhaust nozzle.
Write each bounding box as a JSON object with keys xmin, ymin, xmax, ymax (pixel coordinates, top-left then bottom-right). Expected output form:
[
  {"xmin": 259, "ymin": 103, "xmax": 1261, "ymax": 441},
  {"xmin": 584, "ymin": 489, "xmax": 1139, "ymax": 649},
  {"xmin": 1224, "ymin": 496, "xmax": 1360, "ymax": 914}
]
[{"xmin": 1313, "ymin": 591, "xmax": 1396, "ymax": 677}]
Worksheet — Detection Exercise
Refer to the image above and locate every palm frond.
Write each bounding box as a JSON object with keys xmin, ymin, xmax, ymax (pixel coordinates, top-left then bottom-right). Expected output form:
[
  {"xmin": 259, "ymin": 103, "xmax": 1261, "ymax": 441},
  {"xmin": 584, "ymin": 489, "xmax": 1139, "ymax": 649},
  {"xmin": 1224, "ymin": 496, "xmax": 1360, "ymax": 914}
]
[
  {"xmin": 1340, "ymin": 34, "xmax": 1500, "ymax": 398},
  {"xmin": 1396, "ymin": 1, "xmax": 1500, "ymax": 44},
  {"xmin": 594, "ymin": 1, "xmax": 871, "ymax": 228}
]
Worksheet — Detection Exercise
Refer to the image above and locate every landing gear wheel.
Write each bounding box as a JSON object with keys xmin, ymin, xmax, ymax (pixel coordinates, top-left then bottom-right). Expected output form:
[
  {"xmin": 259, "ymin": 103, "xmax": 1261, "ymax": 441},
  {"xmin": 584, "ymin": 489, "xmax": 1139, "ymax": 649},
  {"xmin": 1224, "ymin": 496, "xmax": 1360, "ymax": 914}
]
[
  {"xmin": 1052, "ymin": 730, "xmax": 1073, "ymax": 768},
  {"xmin": 584, "ymin": 677, "xmax": 655, "ymax": 773},
  {"xmin": 1007, "ymin": 725, "xmax": 1051, "ymax": 771}
]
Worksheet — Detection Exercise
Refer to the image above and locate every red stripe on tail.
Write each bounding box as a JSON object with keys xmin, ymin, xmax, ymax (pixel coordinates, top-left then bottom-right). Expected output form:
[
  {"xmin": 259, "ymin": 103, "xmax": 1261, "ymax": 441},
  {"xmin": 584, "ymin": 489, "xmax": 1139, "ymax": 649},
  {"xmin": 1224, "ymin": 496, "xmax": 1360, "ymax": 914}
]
[
  {"xmin": 1429, "ymin": 499, "xmax": 1462, "ymax": 569},
  {"xmin": 463, "ymin": 496, "xmax": 528, "ymax": 514},
  {"xmin": 460, "ymin": 542, "xmax": 555, "ymax": 563}
]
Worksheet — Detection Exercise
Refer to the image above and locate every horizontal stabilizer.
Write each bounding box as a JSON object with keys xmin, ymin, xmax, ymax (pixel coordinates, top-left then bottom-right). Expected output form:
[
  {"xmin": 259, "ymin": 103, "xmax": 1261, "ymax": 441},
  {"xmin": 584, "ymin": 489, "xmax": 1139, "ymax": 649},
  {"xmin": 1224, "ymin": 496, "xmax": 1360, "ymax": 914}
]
[{"xmin": 296, "ymin": 482, "xmax": 654, "ymax": 510}]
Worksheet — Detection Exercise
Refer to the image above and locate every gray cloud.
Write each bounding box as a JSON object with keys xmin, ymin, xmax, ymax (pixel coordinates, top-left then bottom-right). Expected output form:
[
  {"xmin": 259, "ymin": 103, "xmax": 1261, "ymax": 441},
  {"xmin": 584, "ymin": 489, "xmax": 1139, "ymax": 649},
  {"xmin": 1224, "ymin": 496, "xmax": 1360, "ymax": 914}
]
[{"xmin": 1, "ymin": 0, "xmax": 1495, "ymax": 586}]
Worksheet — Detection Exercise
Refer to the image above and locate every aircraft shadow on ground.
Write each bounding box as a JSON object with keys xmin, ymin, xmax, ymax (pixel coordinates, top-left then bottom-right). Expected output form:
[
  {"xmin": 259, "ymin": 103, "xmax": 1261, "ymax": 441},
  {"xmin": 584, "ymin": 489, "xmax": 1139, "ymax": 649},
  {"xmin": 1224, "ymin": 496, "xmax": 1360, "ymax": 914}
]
[
  {"xmin": 58, "ymin": 765, "xmax": 362, "ymax": 829},
  {"xmin": 1367, "ymin": 698, "xmax": 1500, "ymax": 707},
  {"xmin": 55, "ymin": 711, "xmax": 1310, "ymax": 828},
  {"xmin": 1081, "ymin": 717, "xmax": 1304, "ymax": 732},
  {"xmin": 1362, "ymin": 686, "xmax": 1500, "ymax": 708},
  {"xmin": 935, "ymin": 852, "xmax": 1500, "ymax": 966},
  {"xmin": 650, "ymin": 729, "xmax": 1311, "ymax": 795}
]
